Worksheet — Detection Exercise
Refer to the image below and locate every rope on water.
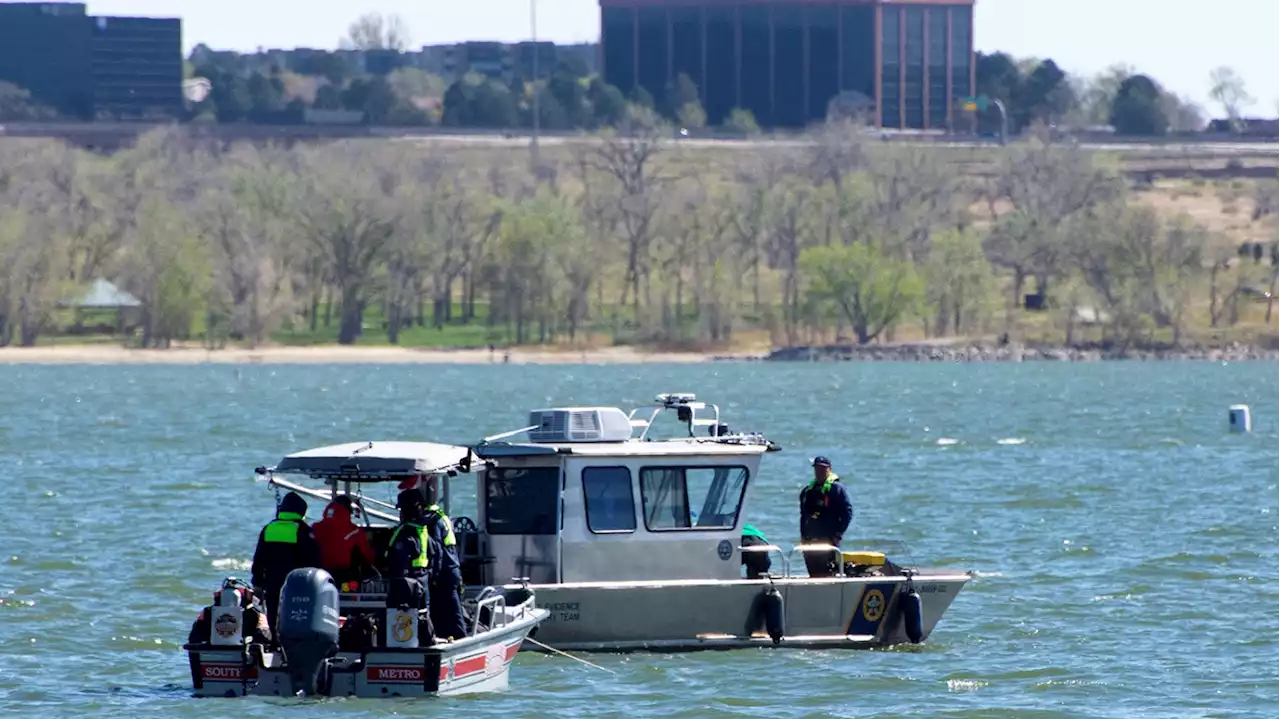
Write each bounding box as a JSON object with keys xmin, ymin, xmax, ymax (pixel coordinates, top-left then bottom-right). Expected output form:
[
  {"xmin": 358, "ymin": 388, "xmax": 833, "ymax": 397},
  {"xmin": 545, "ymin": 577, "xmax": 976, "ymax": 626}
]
[{"xmin": 522, "ymin": 636, "xmax": 617, "ymax": 675}]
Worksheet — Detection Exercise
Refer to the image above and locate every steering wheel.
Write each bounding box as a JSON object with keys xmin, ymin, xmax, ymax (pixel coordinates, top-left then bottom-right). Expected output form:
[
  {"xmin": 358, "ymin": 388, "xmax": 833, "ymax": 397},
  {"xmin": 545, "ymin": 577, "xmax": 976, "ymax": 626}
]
[{"xmin": 453, "ymin": 516, "xmax": 477, "ymax": 533}]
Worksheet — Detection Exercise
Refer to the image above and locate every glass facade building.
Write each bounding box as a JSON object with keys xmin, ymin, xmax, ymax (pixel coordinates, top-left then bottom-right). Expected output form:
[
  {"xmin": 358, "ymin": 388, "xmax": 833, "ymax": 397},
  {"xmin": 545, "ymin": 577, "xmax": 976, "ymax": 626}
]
[
  {"xmin": 600, "ymin": 0, "xmax": 975, "ymax": 130},
  {"xmin": 0, "ymin": 2, "xmax": 93, "ymax": 118},
  {"xmin": 90, "ymin": 16, "xmax": 183, "ymax": 120},
  {"xmin": 0, "ymin": 2, "xmax": 182, "ymax": 120}
]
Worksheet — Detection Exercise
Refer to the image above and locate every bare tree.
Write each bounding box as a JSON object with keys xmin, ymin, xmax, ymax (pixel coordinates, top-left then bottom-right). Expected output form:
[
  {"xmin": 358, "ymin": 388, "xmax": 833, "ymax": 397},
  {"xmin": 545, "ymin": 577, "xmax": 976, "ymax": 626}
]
[
  {"xmin": 982, "ymin": 133, "xmax": 1125, "ymax": 327},
  {"xmin": 196, "ymin": 145, "xmax": 299, "ymax": 347},
  {"xmin": 1208, "ymin": 67, "xmax": 1253, "ymax": 131},
  {"xmin": 590, "ymin": 110, "xmax": 669, "ymax": 320},
  {"xmin": 294, "ymin": 143, "xmax": 398, "ymax": 345},
  {"xmin": 343, "ymin": 12, "xmax": 412, "ymax": 51}
]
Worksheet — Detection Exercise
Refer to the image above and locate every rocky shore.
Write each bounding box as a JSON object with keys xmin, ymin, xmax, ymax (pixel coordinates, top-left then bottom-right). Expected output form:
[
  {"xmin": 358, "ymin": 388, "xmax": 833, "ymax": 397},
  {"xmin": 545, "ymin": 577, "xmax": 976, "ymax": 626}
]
[{"xmin": 759, "ymin": 341, "xmax": 1278, "ymax": 362}]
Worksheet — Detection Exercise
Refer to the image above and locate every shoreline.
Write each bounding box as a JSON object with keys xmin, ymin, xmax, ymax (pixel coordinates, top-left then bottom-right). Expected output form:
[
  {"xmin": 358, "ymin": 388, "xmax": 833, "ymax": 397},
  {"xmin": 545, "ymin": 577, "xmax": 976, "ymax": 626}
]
[
  {"xmin": 0, "ymin": 345, "xmax": 730, "ymax": 365},
  {"xmin": 763, "ymin": 342, "xmax": 1278, "ymax": 362},
  {"xmin": 0, "ymin": 342, "xmax": 1274, "ymax": 365}
]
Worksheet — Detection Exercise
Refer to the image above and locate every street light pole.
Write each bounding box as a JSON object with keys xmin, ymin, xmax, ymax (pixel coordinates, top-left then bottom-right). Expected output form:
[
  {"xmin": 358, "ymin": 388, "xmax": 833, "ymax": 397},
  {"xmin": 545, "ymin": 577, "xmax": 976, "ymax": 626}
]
[
  {"xmin": 991, "ymin": 98, "xmax": 1008, "ymax": 146},
  {"xmin": 530, "ymin": 0, "xmax": 540, "ymax": 169}
]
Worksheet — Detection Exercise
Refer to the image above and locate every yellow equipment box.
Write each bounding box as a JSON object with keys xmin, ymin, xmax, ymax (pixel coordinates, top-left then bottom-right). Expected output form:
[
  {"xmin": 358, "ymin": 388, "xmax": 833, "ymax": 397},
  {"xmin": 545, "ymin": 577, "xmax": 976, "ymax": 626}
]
[{"xmin": 841, "ymin": 551, "xmax": 886, "ymax": 566}]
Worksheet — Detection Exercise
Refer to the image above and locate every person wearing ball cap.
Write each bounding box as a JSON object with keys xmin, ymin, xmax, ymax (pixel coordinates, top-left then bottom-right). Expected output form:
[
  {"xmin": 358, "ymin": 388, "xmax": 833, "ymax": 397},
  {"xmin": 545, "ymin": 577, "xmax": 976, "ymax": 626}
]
[{"xmin": 798, "ymin": 456, "xmax": 853, "ymax": 578}]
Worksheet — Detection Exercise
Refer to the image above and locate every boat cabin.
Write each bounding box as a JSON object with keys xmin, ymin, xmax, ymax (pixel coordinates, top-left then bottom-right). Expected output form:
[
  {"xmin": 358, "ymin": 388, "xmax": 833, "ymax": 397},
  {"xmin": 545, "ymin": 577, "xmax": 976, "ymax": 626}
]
[{"xmin": 262, "ymin": 393, "xmax": 781, "ymax": 590}]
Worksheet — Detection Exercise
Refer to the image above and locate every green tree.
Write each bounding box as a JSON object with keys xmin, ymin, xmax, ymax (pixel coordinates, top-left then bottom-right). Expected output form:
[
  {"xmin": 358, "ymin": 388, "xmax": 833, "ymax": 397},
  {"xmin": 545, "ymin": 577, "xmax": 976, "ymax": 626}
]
[
  {"xmin": 387, "ymin": 67, "xmax": 446, "ymax": 103},
  {"xmin": 0, "ymin": 81, "xmax": 58, "ymax": 120},
  {"xmin": 312, "ymin": 83, "xmax": 345, "ymax": 110},
  {"xmin": 342, "ymin": 75, "xmax": 397, "ymax": 124},
  {"xmin": 245, "ymin": 71, "xmax": 287, "ymax": 123},
  {"xmin": 629, "ymin": 85, "xmax": 655, "ymax": 110},
  {"xmin": 1077, "ymin": 63, "xmax": 1135, "ymax": 126},
  {"xmin": 534, "ymin": 88, "xmax": 570, "ymax": 130},
  {"xmin": 1069, "ymin": 205, "xmax": 1204, "ymax": 345},
  {"xmin": 293, "ymin": 52, "xmax": 352, "ymax": 86},
  {"xmin": 489, "ymin": 190, "xmax": 591, "ymax": 343},
  {"xmin": 663, "ymin": 73, "xmax": 700, "ymax": 121},
  {"xmin": 1013, "ymin": 59, "xmax": 1075, "ymax": 129},
  {"xmin": 442, "ymin": 77, "xmax": 519, "ymax": 128},
  {"xmin": 202, "ymin": 70, "xmax": 252, "ymax": 123},
  {"xmin": 975, "ymin": 52, "xmax": 1020, "ymax": 105},
  {"xmin": 547, "ymin": 62, "xmax": 589, "ymax": 127},
  {"xmin": 799, "ymin": 242, "xmax": 922, "ymax": 345},
  {"xmin": 678, "ymin": 101, "xmax": 707, "ymax": 130},
  {"xmin": 123, "ymin": 197, "xmax": 211, "ymax": 348},
  {"xmin": 724, "ymin": 107, "xmax": 760, "ymax": 134},
  {"xmin": 924, "ymin": 228, "xmax": 995, "ymax": 337},
  {"xmin": 587, "ymin": 78, "xmax": 627, "ymax": 128},
  {"xmin": 1109, "ymin": 74, "xmax": 1169, "ymax": 136}
]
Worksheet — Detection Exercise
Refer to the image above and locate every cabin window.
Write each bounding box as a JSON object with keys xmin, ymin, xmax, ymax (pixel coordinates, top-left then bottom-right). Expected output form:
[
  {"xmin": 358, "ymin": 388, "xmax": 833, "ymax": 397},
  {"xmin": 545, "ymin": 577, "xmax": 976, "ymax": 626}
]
[
  {"xmin": 639, "ymin": 465, "xmax": 750, "ymax": 531},
  {"xmin": 485, "ymin": 467, "xmax": 559, "ymax": 535},
  {"xmin": 582, "ymin": 466, "xmax": 636, "ymax": 533}
]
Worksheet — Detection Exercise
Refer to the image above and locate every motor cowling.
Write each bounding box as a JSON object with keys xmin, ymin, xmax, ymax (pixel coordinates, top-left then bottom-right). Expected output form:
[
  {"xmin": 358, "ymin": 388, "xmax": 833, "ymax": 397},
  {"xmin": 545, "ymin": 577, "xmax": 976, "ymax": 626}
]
[{"xmin": 277, "ymin": 567, "xmax": 341, "ymax": 696}]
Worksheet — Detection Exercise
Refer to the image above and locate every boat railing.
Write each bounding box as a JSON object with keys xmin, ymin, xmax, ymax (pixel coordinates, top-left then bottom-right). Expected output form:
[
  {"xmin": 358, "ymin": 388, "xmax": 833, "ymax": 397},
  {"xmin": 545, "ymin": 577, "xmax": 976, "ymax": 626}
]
[
  {"xmin": 471, "ymin": 594, "xmax": 508, "ymax": 637},
  {"xmin": 741, "ymin": 543, "xmax": 850, "ymax": 579},
  {"xmin": 786, "ymin": 544, "xmax": 845, "ymax": 579},
  {"xmin": 739, "ymin": 543, "xmax": 793, "ymax": 578}
]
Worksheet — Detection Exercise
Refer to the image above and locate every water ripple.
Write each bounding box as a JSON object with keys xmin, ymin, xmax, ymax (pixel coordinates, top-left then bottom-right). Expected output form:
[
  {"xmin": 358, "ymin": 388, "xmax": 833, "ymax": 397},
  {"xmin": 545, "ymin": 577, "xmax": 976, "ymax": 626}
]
[{"xmin": 0, "ymin": 361, "xmax": 1275, "ymax": 718}]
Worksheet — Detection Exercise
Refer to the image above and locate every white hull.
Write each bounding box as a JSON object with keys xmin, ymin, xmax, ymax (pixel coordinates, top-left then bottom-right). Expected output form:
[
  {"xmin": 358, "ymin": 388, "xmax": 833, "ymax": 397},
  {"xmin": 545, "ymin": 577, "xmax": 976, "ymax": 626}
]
[
  {"xmin": 187, "ymin": 609, "xmax": 545, "ymax": 698},
  {"xmin": 507, "ymin": 571, "xmax": 968, "ymax": 652}
]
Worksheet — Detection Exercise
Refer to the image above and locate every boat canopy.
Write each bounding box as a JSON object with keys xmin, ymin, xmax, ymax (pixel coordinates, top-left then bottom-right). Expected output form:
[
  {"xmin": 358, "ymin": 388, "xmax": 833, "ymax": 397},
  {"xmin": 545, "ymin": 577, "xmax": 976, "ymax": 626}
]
[{"xmin": 267, "ymin": 441, "xmax": 481, "ymax": 482}]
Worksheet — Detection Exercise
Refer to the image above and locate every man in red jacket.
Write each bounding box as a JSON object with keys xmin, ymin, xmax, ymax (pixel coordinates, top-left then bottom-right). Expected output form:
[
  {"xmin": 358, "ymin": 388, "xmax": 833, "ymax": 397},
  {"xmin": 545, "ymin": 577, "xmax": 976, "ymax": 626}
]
[{"xmin": 313, "ymin": 495, "xmax": 377, "ymax": 585}]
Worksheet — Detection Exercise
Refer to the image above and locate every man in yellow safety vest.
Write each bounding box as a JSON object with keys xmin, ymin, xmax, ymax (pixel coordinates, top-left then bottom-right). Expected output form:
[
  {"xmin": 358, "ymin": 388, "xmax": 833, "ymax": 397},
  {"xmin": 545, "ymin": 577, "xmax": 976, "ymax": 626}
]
[{"xmin": 251, "ymin": 491, "xmax": 322, "ymax": 632}]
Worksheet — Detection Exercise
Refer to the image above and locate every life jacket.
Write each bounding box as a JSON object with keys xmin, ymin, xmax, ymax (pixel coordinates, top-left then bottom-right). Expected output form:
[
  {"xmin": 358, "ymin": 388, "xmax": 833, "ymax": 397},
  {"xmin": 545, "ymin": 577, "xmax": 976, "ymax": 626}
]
[
  {"xmin": 388, "ymin": 523, "xmax": 429, "ymax": 569},
  {"xmin": 314, "ymin": 501, "xmax": 374, "ymax": 570},
  {"xmin": 802, "ymin": 473, "xmax": 841, "ymax": 519},
  {"xmin": 424, "ymin": 505, "xmax": 457, "ymax": 547},
  {"xmin": 263, "ymin": 511, "xmax": 305, "ymax": 544}
]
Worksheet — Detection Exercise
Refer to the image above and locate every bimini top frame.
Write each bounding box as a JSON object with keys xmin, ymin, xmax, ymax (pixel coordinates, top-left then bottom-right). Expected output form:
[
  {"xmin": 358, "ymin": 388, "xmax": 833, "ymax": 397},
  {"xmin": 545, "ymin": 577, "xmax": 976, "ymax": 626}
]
[
  {"xmin": 256, "ymin": 440, "xmax": 483, "ymax": 483},
  {"xmin": 253, "ymin": 440, "xmax": 485, "ymax": 526}
]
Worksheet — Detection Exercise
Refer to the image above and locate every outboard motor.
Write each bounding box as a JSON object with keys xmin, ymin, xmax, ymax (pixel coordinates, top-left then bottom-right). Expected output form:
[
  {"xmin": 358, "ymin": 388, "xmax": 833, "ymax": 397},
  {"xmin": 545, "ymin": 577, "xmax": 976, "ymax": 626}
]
[{"xmin": 276, "ymin": 568, "xmax": 341, "ymax": 696}]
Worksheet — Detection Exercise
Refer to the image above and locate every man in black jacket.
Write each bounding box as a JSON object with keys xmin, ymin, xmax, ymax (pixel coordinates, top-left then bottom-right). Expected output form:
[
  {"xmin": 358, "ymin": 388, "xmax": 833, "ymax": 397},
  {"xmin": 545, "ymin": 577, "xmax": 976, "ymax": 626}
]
[
  {"xmin": 251, "ymin": 491, "xmax": 322, "ymax": 632},
  {"xmin": 798, "ymin": 456, "xmax": 853, "ymax": 578}
]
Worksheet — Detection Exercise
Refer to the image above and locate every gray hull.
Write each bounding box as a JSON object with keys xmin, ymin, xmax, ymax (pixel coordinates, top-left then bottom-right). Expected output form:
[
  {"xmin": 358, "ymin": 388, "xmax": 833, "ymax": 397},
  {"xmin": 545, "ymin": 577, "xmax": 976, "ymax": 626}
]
[{"xmin": 508, "ymin": 571, "xmax": 969, "ymax": 652}]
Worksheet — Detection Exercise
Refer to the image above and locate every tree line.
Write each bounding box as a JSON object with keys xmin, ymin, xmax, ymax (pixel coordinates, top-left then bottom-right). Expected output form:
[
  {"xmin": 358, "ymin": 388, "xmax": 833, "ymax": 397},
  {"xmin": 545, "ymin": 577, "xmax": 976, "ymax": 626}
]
[
  {"xmin": 0, "ymin": 113, "xmax": 1274, "ymax": 351},
  {"xmin": 0, "ymin": 9, "xmax": 1263, "ymax": 138},
  {"xmin": 972, "ymin": 54, "xmax": 1259, "ymax": 137}
]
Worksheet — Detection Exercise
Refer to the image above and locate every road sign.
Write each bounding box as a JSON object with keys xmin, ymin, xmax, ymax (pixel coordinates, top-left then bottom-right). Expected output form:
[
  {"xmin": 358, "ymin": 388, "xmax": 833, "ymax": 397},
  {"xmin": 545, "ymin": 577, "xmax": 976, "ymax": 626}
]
[{"xmin": 960, "ymin": 96, "xmax": 989, "ymax": 112}]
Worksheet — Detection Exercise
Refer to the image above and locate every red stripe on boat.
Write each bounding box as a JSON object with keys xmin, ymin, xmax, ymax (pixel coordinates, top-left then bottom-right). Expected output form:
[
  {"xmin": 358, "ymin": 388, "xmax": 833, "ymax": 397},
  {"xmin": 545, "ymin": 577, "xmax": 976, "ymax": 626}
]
[{"xmin": 453, "ymin": 655, "xmax": 487, "ymax": 677}]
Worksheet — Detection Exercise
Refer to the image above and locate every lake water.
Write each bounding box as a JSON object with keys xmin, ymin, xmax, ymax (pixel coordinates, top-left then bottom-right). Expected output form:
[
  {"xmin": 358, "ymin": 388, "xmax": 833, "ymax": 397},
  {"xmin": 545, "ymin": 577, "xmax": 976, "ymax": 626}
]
[{"xmin": 0, "ymin": 361, "xmax": 1276, "ymax": 718}]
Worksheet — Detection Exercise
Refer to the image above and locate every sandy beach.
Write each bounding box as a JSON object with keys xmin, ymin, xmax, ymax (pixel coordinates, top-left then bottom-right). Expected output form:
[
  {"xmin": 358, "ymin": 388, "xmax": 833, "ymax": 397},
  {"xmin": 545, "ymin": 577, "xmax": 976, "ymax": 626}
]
[{"xmin": 0, "ymin": 344, "xmax": 741, "ymax": 365}]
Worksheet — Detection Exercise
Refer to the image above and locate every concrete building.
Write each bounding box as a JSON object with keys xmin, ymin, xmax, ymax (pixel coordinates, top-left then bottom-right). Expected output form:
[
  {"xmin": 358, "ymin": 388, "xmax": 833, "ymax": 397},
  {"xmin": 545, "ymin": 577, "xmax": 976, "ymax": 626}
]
[
  {"xmin": 0, "ymin": 1, "xmax": 182, "ymax": 120},
  {"xmin": 598, "ymin": 0, "xmax": 975, "ymax": 129},
  {"xmin": 413, "ymin": 41, "xmax": 599, "ymax": 82}
]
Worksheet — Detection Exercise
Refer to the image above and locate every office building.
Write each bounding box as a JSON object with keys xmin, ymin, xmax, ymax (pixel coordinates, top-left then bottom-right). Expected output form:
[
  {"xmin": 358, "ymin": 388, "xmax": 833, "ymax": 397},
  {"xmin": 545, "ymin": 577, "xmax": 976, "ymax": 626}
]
[
  {"xmin": 0, "ymin": 2, "xmax": 183, "ymax": 120},
  {"xmin": 90, "ymin": 15, "xmax": 183, "ymax": 119},
  {"xmin": 0, "ymin": 2, "xmax": 93, "ymax": 117},
  {"xmin": 598, "ymin": 0, "xmax": 976, "ymax": 129}
]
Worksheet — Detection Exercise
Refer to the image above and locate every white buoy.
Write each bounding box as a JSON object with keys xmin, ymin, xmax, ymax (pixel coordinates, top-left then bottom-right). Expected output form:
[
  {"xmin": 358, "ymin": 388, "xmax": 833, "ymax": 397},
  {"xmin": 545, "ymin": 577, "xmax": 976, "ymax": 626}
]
[{"xmin": 1228, "ymin": 404, "xmax": 1252, "ymax": 433}]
